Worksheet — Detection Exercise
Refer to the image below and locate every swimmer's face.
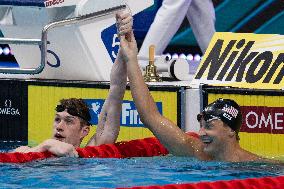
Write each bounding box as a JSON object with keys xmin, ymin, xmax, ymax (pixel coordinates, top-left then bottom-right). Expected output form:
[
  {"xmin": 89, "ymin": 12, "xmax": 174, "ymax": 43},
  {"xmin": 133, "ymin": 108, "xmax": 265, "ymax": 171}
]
[
  {"xmin": 198, "ymin": 118, "xmax": 233, "ymax": 156},
  {"xmin": 52, "ymin": 110, "xmax": 89, "ymax": 147}
]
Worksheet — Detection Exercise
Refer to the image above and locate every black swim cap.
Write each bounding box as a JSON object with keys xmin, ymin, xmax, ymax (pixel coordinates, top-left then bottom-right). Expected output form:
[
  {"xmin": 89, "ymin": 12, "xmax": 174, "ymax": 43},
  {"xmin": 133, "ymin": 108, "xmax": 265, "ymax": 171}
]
[
  {"xmin": 197, "ymin": 99, "xmax": 242, "ymax": 139},
  {"xmin": 56, "ymin": 98, "xmax": 91, "ymax": 126}
]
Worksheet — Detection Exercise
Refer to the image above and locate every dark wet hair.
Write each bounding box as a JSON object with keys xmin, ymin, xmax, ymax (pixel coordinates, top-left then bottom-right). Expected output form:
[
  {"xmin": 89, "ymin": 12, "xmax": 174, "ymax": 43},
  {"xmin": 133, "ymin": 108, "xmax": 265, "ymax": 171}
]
[
  {"xmin": 197, "ymin": 98, "xmax": 242, "ymax": 140},
  {"xmin": 55, "ymin": 98, "xmax": 91, "ymax": 126}
]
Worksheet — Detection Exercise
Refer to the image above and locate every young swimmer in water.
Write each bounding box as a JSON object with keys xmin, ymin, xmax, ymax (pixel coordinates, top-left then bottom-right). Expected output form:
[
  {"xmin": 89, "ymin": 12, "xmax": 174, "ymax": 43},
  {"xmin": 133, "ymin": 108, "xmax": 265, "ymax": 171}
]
[
  {"xmin": 14, "ymin": 11, "xmax": 133, "ymax": 157},
  {"xmin": 118, "ymin": 24, "xmax": 279, "ymax": 162}
]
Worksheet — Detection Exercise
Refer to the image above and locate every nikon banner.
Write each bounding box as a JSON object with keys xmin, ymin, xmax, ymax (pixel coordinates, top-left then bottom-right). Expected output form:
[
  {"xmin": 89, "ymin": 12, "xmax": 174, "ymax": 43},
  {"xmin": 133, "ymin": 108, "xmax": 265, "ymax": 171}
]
[{"xmin": 192, "ymin": 32, "xmax": 284, "ymax": 89}]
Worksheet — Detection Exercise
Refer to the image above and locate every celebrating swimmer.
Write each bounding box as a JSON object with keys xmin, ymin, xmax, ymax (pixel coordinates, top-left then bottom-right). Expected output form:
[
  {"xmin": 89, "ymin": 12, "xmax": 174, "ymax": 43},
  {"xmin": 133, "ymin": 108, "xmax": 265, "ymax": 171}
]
[
  {"xmin": 14, "ymin": 11, "xmax": 133, "ymax": 157},
  {"xmin": 118, "ymin": 21, "xmax": 278, "ymax": 163}
]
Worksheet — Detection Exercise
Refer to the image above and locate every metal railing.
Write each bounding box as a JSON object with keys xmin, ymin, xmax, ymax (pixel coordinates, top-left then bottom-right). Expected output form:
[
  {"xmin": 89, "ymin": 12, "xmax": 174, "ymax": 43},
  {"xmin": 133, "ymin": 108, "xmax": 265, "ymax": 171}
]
[{"xmin": 0, "ymin": 4, "xmax": 126, "ymax": 74}]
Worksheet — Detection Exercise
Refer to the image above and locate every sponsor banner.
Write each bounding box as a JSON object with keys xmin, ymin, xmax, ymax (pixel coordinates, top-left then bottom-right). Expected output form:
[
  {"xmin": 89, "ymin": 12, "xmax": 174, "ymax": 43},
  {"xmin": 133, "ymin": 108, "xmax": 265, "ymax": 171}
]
[
  {"xmin": 239, "ymin": 132, "xmax": 284, "ymax": 158},
  {"xmin": 85, "ymin": 99, "xmax": 162, "ymax": 127},
  {"xmin": 0, "ymin": 80, "xmax": 28, "ymax": 144},
  {"xmin": 28, "ymin": 85, "xmax": 178, "ymax": 147},
  {"xmin": 44, "ymin": 0, "xmax": 80, "ymax": 8},
  {"xmin": 192, "ymin": 32, "xmax": 284, "ymax": 89},
  {"xmin": 241, "ymin": 106, "xmax": 284, "ymax": 134},
  {"xmin": 206, "ymin": 91, "xmax": 284, "ymax": 157}
]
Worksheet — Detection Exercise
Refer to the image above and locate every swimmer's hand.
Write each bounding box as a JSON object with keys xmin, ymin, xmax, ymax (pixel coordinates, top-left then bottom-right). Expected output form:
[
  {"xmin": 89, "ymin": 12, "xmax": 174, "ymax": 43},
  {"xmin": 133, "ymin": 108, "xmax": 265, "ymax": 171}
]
[
  {"xmin": 38, "ymin": 139, "xmax": 79, "ymax": 157},
  {"xmin": 119, "ymin": 31, "xmax": 138, "ymax": 63},
  {"xmin": 14, "ymin": 139, "xmax": 79, "ymax": 158},
  {"xmin": 14, "ymin": 146, "xmax": 32, "ymax": 153},
  {"xmin": 116, "ymin": 11, "xmax": 133, "ymax": 39}
]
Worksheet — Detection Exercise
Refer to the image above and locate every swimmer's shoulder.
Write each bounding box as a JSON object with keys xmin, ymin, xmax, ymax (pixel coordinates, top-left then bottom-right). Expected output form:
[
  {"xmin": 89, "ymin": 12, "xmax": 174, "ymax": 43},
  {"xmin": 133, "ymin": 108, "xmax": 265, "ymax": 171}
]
[{"xmin": 240, "ymin": 149, "xmax": 282, "ymax": 164}]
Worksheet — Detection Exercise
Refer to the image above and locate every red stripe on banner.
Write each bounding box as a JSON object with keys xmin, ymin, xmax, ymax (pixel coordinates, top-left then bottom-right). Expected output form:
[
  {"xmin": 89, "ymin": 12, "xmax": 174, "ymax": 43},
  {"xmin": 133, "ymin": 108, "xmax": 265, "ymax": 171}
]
[{"xmin": 240, "ymin": 106, "xmax": 284, "ymax": 134}]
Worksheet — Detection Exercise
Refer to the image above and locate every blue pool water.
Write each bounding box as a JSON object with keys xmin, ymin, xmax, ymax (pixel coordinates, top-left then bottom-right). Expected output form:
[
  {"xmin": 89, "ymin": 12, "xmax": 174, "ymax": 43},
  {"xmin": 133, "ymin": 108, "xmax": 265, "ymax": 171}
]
[{"xmin": 0, "ymin": 156, "xmax": 283, "ymax": 188}]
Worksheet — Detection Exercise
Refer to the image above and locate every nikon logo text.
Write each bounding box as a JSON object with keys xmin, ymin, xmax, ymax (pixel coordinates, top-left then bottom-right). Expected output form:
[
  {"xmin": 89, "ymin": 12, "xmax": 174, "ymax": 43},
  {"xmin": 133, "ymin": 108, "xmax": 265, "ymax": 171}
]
[{"xmin": 195, "ymin": 38, "xmax": 284, "ymax": 84}]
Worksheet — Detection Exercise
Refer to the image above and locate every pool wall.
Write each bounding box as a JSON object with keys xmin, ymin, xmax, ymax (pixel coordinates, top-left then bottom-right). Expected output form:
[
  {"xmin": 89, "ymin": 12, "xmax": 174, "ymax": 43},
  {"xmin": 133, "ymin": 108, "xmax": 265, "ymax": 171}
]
[
  {"xmin": 0, "ymin": 79, "xmax": 181, "ymax": 147},
  {"xmin": 0, "ymin": 78, "xmax": 283, "ymax": 158}
]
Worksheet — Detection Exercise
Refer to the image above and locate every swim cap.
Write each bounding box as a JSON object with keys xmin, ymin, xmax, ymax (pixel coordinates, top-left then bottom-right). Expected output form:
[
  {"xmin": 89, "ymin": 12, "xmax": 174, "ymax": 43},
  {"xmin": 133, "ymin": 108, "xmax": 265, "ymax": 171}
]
[
  {"xmin": 56, "ymin": 98, "xmax": 92, "ymax": 126},
  {"xmin": 197, "ymin": 99, "xmax": 242, "ymax": 139}
]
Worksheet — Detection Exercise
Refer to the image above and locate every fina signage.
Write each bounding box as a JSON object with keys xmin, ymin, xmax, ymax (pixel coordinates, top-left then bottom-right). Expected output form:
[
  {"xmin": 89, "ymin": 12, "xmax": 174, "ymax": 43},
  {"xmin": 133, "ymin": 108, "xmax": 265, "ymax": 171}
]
[
  {"xmin": 28, "ymin": 84, "xmax": 177, "ymax": 144},
  {"xmin": 192, "ymin": 32, "xmax": 284, "ymax": 89},
  {"xmin": 84, "ymin": 99, "xmax": 163, "ymax": 127}
]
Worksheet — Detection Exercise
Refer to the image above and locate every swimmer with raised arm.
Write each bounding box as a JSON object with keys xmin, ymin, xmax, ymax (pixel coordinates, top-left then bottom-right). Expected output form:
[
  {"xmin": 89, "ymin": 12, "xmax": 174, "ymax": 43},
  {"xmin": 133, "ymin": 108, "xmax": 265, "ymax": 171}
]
[
  {"xmin": 14, "ymin": 11, "xmax": 133, "ymax": 157},
  {"xmin": 118, "ymin": 26, "xmax": 277, "ymax": 162}
]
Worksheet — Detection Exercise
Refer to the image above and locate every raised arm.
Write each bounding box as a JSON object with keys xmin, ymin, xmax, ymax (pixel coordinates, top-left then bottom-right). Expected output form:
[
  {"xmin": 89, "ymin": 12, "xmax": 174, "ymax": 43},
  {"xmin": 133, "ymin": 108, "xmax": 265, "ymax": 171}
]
[
  {"xmin": 86, "ymin": 51, "xmax": 127, "ymax": 146},
  {"xmin": 86, "ymin": 11, "xmax": 131, "ymax": 146},
  {"xmin": 119, "ymin": 32, "xmax": 208, "ymax": 158}
]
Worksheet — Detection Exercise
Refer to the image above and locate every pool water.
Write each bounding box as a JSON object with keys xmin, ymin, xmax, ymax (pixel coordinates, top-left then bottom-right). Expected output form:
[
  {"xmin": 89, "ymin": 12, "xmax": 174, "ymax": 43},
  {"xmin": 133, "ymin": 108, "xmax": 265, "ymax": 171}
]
[{"xmin": 0, "ymin": 156, "xmax": 283, "ymax": 188}]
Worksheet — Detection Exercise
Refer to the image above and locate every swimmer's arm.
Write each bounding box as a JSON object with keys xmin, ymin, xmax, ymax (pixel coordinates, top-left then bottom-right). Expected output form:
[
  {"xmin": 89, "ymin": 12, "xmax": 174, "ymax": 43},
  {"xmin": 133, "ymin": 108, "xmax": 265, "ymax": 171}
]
[
  {"xmin": 87, "ymin": 50, "xmax": 127, "ymax": 146},
  {"xmin": 87, "ymin": 12, "xmax": 132, "ymax": 146},
  {"xmin": 120, "ymin": 32, "xmax": 208, "ymax": 158},
  {"xmin": 14, "ymin": 139, "xmax": 78, "ymax": 157}
]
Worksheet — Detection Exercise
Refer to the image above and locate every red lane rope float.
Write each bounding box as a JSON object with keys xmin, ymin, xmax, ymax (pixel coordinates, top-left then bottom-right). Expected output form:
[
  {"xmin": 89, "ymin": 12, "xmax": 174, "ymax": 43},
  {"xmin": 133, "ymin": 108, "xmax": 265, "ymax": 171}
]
[
  {"xmin": 78, "ymin": 132, "xmax": 198, "ymax": 158},
  {"xmin": 77, "ymin": 136, "xmax": 169, "ymax": 158},
  {"xmin": 0, "ymin": 135, "xmax": 179, "ymax": 163},
  {"xmin": 0, "ymin": 151, "xmax": 53, "ymax": 163},
  {"xmin": 0, "ymin": 133, "xmax": 198, "ymax": 163},
  {"xmin": 117, "ymin": 175, "xmax": 284, "ymax": 189},
  {"xmin": 0, "ymin": 137, "xmax": 168, "ymax": 163}
]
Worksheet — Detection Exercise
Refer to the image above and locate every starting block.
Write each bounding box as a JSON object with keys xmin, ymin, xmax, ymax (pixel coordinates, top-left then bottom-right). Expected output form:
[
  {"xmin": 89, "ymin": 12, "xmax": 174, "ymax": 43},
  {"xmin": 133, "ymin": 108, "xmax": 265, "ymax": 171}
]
[{"xmin": 0, "ymin": 0, "xmax": 154, "ymax": 81}]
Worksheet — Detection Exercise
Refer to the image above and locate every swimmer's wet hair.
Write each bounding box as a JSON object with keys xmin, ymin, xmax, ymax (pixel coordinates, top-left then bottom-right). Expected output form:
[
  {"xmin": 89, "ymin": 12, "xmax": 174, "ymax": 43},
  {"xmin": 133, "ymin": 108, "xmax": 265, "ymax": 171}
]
[{"xmin": 56, "ymin": 98, "xmax": 91, "ymax": 126}]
